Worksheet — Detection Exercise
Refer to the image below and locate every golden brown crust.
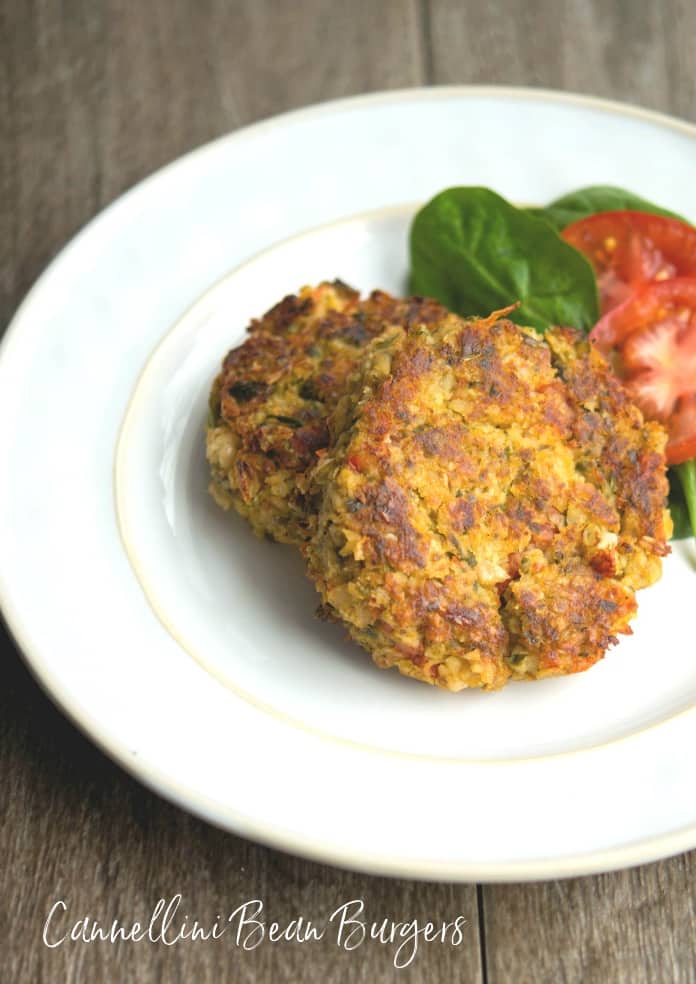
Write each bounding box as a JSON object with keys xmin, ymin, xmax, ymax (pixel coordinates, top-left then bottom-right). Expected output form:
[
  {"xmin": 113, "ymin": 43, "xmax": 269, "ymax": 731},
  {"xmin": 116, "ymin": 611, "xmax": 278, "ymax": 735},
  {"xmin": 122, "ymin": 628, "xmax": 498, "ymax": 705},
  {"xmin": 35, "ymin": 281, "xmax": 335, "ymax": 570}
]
[
  {"xmin": 305, "ymin": 311, "xmax": 670, "ymax": 691},
  {"xmin": 206, "ymin": 281, "xmax": 446, "ymax": 543}
]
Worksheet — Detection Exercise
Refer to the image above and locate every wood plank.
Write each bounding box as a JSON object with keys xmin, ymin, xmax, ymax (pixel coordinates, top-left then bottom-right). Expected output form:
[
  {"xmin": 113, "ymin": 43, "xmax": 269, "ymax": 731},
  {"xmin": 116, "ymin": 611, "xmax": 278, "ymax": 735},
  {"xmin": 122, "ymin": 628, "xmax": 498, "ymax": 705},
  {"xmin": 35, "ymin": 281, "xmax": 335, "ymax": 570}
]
[
  {"xmin": 1, "ymin": 0, "xmax": 426, "ymax": 328},
  {"xmin": 427, "ymin": 0, "xmax": 696, "ymax": 122},
  {"xmin": 660, "ymin": 0, "xmax": 696, "ymax": 124},
  {"xmin": 0, "ymin": 2, "xmax": 483, "ymax": 981},
  {"xmin": 482, "ymin": 860, "xmax": 696, "ymax": 984}
]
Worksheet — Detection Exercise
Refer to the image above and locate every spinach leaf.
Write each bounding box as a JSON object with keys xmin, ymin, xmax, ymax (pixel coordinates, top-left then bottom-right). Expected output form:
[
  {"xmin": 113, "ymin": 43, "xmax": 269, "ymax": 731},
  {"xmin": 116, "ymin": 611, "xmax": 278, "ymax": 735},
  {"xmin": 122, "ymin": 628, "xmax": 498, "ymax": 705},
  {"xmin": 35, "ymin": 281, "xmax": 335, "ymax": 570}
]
[
  {"xmin": 673, "ymin": 460, "xmax": 696, "ymax": 540},
  {"xmin": 410, "ymin": 187, "xmax": 599, "ymax": 333},
  {"xmin": 529, "ymin": 185, "xmax": 686, "ymax": 232},
  {"xmin": 668, "ymin": 469, "xmax": 692, "ymax": 540}
]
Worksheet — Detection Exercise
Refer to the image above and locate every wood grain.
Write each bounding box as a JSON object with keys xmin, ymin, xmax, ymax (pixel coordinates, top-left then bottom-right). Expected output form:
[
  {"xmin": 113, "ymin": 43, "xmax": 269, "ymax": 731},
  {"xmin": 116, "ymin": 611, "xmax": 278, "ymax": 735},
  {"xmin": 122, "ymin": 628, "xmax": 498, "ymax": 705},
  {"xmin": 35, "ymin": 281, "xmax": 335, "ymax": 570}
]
[
  {"xmin": 482, "ymin": 859, "xmax": 696, "ymax": 984},
  {"xmin": 1, "ymin": 1, "xmax": 695, "ymax": 981},
  {"xmin": 1, "ymin": 0, "xmax": 425, "ymax": 328},
  {"xmin": 427, "ymin": 0, "xmax": 696, "ymax": 123}
]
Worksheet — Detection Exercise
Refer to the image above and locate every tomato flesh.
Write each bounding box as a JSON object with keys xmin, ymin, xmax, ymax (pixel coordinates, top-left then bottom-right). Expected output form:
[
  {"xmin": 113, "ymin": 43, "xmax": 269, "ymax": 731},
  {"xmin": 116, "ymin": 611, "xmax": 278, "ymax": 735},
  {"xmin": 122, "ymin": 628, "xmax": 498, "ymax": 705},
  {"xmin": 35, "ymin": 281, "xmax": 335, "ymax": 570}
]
[
  {"xmin": 589, "ymin": 278, "xmax": 696, "ymax": 465},
  {"xmin": 562, "ymin": 211, "xmax": 696, "ymax": 314},
  {"xmin": 664, "ymin": 396, "xmax": 696, "ymax": 464},
  {"xmin": 591, "ymin": 278, "xmax": 696, "ymax": 352}
]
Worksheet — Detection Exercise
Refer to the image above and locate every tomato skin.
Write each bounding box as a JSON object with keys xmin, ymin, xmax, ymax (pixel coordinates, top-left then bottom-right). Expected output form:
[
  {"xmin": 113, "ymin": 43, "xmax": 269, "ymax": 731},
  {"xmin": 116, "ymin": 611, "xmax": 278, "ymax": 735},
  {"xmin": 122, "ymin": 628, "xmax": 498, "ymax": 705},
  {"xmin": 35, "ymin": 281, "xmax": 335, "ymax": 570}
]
[
  {"xmin": 562, "ymin": 211, "xmax": 696, "ymax": 314},
  {"xmin": 589, "ymin": 278, "xmax": 696, "ymax": 466}
]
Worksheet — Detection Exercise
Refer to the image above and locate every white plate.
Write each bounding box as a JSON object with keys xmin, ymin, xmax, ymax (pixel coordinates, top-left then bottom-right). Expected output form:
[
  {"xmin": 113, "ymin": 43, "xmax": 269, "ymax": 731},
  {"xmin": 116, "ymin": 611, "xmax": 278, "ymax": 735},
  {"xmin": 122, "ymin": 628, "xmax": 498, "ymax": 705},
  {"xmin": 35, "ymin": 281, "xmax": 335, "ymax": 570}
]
[{"xmin": 1, "ymin": 87, "xmax": 695, "ymax": 881}]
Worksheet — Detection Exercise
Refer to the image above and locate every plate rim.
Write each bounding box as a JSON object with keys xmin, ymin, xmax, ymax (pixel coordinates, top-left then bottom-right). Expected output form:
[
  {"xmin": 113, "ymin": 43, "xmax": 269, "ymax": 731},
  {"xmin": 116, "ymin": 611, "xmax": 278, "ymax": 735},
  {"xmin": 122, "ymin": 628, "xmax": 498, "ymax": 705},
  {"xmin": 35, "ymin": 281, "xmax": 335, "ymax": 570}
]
[
  {"xmin": 3, "ymin": 81, "xmax": 696, "ymax": 356},
  {"xmin": 2, "ymin": 84, "xmax": 695, "ymax": 882}
]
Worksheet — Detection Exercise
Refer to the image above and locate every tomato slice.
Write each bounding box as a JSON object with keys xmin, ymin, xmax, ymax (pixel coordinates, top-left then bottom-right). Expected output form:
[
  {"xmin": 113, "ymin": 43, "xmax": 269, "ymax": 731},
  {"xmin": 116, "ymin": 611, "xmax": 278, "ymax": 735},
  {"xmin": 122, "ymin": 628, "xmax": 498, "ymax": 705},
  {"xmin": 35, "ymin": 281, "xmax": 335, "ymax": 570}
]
[
  {"xmin": 590, "ymin": 278, "xmax": 696, "ymax": 352},
  {"xmin": 562, "ymin": 211, "xmax": 696, "ymax": 314},
  {"xmin": 589, "ymin": 279, "xmax": 696, "ymax": 465}
]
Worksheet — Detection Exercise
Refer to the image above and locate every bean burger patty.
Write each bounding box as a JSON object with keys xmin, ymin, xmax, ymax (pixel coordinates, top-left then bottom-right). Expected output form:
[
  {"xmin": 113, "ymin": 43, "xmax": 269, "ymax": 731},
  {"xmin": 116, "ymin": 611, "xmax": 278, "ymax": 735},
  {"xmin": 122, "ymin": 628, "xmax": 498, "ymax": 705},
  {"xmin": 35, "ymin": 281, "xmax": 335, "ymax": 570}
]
[
  {"xmin": 304, "ymin": 308, "xmax": 671, "ymax": 690},
  {"xmin": 206, "ymin": 281, "xmax": 444, "ymax": 544}
]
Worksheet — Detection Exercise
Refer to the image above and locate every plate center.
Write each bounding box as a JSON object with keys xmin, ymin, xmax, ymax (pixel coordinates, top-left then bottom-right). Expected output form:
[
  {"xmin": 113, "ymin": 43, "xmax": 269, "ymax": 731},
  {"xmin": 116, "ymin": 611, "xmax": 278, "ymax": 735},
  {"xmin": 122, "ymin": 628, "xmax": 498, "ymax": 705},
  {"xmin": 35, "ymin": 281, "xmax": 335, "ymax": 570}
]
[{"xmin": 116, "ymin": 207, "xmax": 696, "ymax": 762}]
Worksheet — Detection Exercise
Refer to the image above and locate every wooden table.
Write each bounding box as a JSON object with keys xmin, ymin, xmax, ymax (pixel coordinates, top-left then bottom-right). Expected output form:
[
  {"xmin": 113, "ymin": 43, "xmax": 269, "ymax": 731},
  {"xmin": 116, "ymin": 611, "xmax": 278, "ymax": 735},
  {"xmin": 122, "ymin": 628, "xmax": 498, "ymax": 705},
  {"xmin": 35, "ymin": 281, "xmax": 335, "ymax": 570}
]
[{"xmin": 2, "ymin": 2, "xmax": 695, "ymax": 981}]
